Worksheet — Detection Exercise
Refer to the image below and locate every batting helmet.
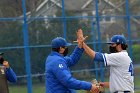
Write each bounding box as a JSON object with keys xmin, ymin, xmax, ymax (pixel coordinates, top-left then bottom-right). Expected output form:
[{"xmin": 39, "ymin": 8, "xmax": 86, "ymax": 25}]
[{"xmin": 51, "ymin": 37, "xmax": 71, "ymax": 48}]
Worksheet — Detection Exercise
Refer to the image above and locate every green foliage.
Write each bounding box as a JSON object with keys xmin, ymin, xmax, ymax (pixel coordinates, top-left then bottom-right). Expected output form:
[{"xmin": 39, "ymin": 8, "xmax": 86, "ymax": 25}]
[{"xmin": 132, "ymin": 44, "xmax": 140, "ymax": 64}]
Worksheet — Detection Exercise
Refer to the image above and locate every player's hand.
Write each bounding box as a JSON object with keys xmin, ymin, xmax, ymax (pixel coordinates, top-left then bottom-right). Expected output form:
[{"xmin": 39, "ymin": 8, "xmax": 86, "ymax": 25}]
[
  {"xmin": 3, "ymin": 61, "xmax": 10, "ymax": 68},
  {"xmin": 77, "ymin": 29, "xmax": 84, "ymax": 39},
  {"xmin": 76, "ymin": 29, "xmax": 88, "ymax": 42},
  {"xmin": 99, "ymin": 82, "xmax": 105, "ymax": 87},
  {"xmin": 74, "ymin": 29, "xmax": 88, "ymax": 48},
  {"xmin": 99, "ymin": 82, "xmax": 109, "ymax": 88},
  {"xmin": 86, "ymin": 79, "xmax": 105, "ymax": 93},
  {"xmin": 90, "ymin": 84, "xmax": 100, "ymax": 93}
]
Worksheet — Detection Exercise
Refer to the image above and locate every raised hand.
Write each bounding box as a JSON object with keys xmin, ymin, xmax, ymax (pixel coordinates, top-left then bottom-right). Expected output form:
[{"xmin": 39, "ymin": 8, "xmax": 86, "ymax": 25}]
[
  {"xmin": 74, "ymin": 29, "xmax": 88, "ymax": 48},
  {"xmin": 77, "ymin": 29, "xmax": 84, "ymax": 39},
  {"xmin": 77, "ymin": 29, "xmax": 88, "ymax": 41}
]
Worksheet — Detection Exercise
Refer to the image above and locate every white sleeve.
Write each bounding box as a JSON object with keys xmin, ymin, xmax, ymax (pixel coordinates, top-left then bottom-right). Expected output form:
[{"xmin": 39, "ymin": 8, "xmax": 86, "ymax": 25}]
[{"xmin": 102, "ymin": 53, "xmax": 122, "ymax": 66}]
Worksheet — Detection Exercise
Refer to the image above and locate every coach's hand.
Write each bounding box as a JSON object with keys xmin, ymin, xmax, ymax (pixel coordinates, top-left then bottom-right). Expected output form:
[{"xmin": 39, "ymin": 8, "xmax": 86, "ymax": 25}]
[
  {"xmin": 90, "ymin": 84, "xmax": 100, "ymax": 93},
  {"xmin": 76, "ymin": 29, "xmax": 88, "ymax": 42}
]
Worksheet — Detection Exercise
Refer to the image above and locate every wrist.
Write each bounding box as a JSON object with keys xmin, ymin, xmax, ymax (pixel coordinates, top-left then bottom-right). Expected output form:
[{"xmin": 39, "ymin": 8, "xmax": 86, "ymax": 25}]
[
  {"xmin": 100, "ymin": 82, "xmax": 105, "ymax": 87},
  {"xmin": 78, "ymin": 42, "xmax": 83, "ymax": 48}
]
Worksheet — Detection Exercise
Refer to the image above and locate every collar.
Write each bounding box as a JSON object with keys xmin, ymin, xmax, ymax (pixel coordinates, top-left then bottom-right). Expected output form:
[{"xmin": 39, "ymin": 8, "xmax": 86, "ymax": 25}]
[
  {"xmin": 121, "ymin": 50, "xmax": 127, "ymax": 52},
  {"xmin": 50, "ymin": 51, "xmax": 63, "ymax": 57}
]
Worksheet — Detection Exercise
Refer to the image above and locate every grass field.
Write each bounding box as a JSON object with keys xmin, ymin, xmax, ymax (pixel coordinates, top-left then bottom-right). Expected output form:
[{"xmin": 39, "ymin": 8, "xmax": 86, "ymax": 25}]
[
  {"xmin": 8, "ymin": 75, "xmax": 140, "ymax": 93},
  {"xmin": 9, "ymin": 83, "xmax": 140, "ymax": 93},
  {"xmin": 9, "ymin": 83, "xmax": 45, "ymax": 93}
]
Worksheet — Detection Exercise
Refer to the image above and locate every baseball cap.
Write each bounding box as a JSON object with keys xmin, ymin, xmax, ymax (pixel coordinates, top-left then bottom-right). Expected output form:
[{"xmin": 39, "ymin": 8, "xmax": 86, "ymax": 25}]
[
  {"xmin": 107, "ymin": 35, "xmax": 127, "ymax": 44},
  {"xmin": 51, "ymin": 37, "xmax": 72, "ymax": 48}
]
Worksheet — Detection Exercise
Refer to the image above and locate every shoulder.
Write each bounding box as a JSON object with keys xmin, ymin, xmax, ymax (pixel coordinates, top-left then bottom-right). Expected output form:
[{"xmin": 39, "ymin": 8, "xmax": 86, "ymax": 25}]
[
  {"xmin": 51, "ymin": 59, "xmax": 68, "ymax": 73},
  {"xmin": 103, "ymin": 52, "xmax": 126, "ymax": 63},
  {"xmin": 114, "ymin": 51, "xmax": 129, "ymax": 59},
  {"xmin": 47, "ymin": 54, "xmax": 65, "ymax": 63},
  {"xmin": 104, "ymin": 51, "xmax": 130, "ymax": 64},
  {"xmin": 104, "ymin": 52, "xmax": 125, "ymax": 58},
  {"xmin": 50, "ymin": 57, "xmax": 67, "ymax": 68}
]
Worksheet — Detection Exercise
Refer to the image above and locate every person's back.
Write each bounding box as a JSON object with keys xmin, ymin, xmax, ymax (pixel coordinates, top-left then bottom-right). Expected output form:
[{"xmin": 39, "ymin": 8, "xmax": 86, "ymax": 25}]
[
  {"xmin": 0, "ymin": 66, "xmax": 9, "ymax": 93},
  {"xmin": 46, "ymin": 52, "xmax": 71, "ymax": 93}
]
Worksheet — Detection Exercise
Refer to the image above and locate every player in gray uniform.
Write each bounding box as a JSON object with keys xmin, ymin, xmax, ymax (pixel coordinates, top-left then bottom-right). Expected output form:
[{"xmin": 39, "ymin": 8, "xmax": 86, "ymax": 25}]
[{"xmin": 76, "ymin": 29, "xmax": 134, "ymax": 93}]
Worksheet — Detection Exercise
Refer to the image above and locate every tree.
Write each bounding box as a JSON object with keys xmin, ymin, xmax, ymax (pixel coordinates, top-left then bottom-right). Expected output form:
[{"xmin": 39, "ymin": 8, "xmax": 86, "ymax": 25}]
[{"xmin": 132, "ymin": 44, "xmax": 140, "ymax": 64}]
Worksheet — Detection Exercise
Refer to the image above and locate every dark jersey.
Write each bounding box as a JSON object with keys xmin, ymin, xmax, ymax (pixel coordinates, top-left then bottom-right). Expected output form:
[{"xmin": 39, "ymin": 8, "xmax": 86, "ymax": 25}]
[{"xmin": 0, "ymin": 66, "xmax": 9, "ymax": 93}]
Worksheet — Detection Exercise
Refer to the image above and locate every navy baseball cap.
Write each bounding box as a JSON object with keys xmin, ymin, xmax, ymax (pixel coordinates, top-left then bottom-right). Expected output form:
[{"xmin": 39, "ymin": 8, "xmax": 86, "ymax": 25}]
[
  {"xmin": 51, "ymin": 37, "xmax": 72, "ymax": 48},
  {"xmin": 107, "ymin": 35, "xmax": 127, "ymax": 44}
]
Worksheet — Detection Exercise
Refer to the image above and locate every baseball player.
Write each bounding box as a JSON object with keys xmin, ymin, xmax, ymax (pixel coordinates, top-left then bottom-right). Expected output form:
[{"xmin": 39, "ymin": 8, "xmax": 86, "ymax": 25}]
[{"xmin": 76, "ymin": 29, "xmax": 134, "ymax": 93}]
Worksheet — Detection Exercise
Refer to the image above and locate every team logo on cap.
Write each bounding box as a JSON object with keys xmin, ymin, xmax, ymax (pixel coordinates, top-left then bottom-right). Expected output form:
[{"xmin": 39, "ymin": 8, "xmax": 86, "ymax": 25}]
[{"xmin": 117, "ymin": 39, "xmax": 119, "ymax": 42}]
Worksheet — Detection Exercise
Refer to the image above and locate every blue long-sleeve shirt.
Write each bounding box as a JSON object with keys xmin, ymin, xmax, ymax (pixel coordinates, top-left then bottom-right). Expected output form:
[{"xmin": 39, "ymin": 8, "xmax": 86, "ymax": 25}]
[
  {"xmin": 6, "ymin": 67, "xmax": 17, "ymax": 82},
  {"xmin": 45, "ymin": 46, "xmax": 92, "ymax": 93}
]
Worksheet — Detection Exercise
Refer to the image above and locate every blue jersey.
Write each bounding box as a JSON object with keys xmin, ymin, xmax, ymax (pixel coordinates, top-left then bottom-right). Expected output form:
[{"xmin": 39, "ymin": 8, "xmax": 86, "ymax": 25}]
[{"xmin": 45, "ymin": 46, "xmax": 92, "ymax": 93}]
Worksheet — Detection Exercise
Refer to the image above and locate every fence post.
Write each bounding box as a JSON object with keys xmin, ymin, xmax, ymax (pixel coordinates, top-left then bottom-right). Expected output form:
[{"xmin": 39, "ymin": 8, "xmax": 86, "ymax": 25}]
[
  {"xmin": 21, "ymin": 0, "xmax": 32, "ymax": 93},
  {"xmin": 95, "ymin": 0, "xmax": 104, "ymax": 82},
  {"xmin": 125, "ymin": 0, "xmax": 132, "ymax": 58},
  {"xmin": 61, "ymin": 0, "xmax": 67, "ymax": 39}
]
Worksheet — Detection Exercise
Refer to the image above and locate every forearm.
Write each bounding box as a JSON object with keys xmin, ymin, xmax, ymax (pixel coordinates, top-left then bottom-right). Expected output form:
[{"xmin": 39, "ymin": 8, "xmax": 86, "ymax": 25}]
[
  {"xmin": 66, "ymin": 46, "xmax": 84, "ymax": 66},
  {"xmin": 55, "ymin": 69, "xmax": 92, "ymax": 90},
  {"xmin": 6, "ymin": 68, "xmax": 17, "ymax": 82},
  {"xmin": 66, "ymin": 79, "xmax": 92, "ymax": 90},
  {"xmin": 100, "ymin": 82, "xmax": 109, "ymax": 88},
  {"xmin": 83, "ymin": 42, "xmax": 95, "ymax": 59}
]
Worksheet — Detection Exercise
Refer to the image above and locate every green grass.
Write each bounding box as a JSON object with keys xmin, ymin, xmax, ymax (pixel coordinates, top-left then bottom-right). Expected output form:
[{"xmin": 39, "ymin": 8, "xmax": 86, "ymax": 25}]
[
  {"xmin": 9, "ymin": 82, "xmax": 140, "ymax": 93},
  {"xmin": 9, "ymin": 85, "xmax": 27, "ymax": 93},
  {"xmin": 9, "ymin": 83, "xmax": 45, "ymax": 93}
]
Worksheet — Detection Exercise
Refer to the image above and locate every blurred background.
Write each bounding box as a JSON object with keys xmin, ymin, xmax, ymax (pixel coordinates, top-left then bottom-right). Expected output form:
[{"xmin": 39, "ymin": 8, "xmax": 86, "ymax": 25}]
[{"xmin": 0, "ymin": 0, "xmax": 140, "ymax": 93}]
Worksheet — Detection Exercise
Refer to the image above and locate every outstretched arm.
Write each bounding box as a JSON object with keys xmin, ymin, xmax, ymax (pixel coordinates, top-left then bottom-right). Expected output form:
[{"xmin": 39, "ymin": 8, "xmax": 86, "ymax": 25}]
[
  {"xmin": 76, "ymin": 29, "xmax": 96, "ymax": 59},
  {"xmin": 99, "ymin": 82, "xmax": 110, "ymax": 88},
  {"xmin": 65, "ymin": 46, "xmax": 84, "ymax": 67},
  {"xmin": 64, "ymin": 29, "xmax": 86, "ymax": 67},
  {"xmin": 52, "ymin": 60, "xmax": 100, "ymax": 92},
  {"xmin": 82, "ymin": 42, "xmax": 96, "ymax": 59},
  {"xmin": 76, "ymin": 29, "xmax": 104, "ymax": 62}
]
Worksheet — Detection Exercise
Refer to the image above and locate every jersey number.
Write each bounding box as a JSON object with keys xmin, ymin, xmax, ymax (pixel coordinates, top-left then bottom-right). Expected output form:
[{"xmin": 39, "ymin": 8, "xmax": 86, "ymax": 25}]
[{"xmin": 128, "ymin": 62, "xmax": 134, "ymax": 76}]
